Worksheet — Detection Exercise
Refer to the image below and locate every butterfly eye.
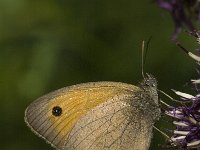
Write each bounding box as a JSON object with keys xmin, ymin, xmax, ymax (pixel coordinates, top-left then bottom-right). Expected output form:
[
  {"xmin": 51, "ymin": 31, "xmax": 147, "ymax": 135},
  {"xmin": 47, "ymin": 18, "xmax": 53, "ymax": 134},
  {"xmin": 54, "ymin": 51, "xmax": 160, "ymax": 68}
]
[
  {"xmin": 145, "ymin": 80, "xmax": 149, "ymax": 86},
  {"xmin": 52, "ymin": 106, "xmax": 62, "ymax": 117}
]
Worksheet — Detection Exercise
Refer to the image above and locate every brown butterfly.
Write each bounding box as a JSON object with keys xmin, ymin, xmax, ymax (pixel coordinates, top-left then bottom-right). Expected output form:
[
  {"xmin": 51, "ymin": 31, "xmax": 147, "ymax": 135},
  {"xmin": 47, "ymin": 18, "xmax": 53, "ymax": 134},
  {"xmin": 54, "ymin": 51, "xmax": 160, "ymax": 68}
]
[{"xmin": 25, "ymin": 41, "xmax": 161, "ymax": 150}]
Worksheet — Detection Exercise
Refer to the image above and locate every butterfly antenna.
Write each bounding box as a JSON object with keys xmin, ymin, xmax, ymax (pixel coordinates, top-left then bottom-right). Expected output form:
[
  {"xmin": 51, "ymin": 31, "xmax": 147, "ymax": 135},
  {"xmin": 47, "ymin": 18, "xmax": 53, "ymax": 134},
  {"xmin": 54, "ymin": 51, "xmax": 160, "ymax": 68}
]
[
  {"xmin": 144, "ymin": 36, "xmax": 152, "ymax": 66},
  {"xmin": 142, "ymin": 40, "xmax": 145, "ymax": 79},
  {"xmin": 142, "ymin": 36, "xmax": 152, "ymax": 79}
]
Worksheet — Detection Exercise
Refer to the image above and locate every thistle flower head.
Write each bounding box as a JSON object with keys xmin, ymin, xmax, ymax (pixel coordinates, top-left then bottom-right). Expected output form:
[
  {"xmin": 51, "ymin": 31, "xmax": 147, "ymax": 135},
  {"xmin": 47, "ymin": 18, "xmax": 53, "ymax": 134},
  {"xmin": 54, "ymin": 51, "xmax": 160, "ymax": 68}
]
[{"xmin": 165, "ymin": 31, "xmax": 200, "ymax": 149}]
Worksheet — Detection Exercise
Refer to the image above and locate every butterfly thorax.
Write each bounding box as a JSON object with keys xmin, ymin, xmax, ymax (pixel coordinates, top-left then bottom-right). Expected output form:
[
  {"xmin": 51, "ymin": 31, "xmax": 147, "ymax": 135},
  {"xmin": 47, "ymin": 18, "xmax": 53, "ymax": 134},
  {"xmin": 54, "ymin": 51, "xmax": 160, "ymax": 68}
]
[{"xmin": 137, "ymin": 74, "xmax": 161, "ymax": 121}]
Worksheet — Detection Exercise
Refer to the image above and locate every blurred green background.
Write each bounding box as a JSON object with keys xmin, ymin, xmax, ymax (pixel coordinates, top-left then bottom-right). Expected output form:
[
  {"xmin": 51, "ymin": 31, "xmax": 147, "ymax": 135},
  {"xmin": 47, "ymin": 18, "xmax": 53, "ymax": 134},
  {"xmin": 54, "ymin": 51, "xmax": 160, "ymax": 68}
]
[{"xmin": 1, "ymin": 0, "xmax": 199, "ymax": 150}]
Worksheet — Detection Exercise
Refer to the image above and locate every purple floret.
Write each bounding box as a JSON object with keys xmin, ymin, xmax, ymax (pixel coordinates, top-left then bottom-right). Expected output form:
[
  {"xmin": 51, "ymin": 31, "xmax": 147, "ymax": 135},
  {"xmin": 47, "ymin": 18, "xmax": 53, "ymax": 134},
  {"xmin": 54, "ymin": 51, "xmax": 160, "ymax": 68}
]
[{"xmin": 166, "ymin": 95, "xmax": 200, "ymax": 149}]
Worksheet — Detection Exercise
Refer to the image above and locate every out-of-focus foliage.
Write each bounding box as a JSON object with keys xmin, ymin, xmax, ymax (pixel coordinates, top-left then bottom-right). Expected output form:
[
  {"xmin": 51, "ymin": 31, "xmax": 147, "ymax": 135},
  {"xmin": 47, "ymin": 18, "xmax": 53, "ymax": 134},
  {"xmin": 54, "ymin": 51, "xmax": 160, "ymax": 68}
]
[{"xmin": 0, "ymin": 0, "xmax": 198, "ymax": 150}]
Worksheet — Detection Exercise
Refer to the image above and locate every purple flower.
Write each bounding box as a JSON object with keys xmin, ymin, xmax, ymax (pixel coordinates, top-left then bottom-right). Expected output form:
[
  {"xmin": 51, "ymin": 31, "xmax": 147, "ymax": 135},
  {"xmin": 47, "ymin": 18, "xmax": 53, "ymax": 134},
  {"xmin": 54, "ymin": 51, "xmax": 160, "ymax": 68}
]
[
  {"xmin": 165, "ymin": 31, "xmax": 200, "ymax": 149},
  {"xmin": 166, "ymin": 96, "xmax": 200, "ymax": 149},
  {"xmin": 156, "ymin": 0, "xmax": 200, "ymax": 39}
]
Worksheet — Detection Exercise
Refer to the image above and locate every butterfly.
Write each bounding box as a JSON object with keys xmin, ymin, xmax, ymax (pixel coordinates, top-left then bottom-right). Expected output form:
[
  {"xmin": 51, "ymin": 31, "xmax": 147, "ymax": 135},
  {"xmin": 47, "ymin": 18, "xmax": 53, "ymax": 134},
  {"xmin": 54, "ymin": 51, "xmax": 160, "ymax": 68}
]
[
  {"xmin": 25, "ymin": 40, "xmax": 161, "ymax": 150},
  {"xmin": 25, "ymin": 74, "xmax": 160, "ymax": 150}
]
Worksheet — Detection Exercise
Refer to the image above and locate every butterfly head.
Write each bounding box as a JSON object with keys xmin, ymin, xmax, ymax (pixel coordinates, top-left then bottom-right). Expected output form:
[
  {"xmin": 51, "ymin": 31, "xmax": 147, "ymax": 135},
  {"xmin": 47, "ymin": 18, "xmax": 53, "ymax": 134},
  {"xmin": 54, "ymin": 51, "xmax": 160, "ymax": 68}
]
[{"xmin": 140, "ymin": 73, "xmax": 158, "ymax": 104}]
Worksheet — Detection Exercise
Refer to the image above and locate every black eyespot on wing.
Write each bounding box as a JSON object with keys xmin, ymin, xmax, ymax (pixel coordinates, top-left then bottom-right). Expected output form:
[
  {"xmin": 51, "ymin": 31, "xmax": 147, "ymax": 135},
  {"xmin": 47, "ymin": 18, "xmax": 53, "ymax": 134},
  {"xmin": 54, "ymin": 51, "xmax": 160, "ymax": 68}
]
[{"xmin": 52, "ymin": 106, "xmax": 62, "ymax": 116}]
